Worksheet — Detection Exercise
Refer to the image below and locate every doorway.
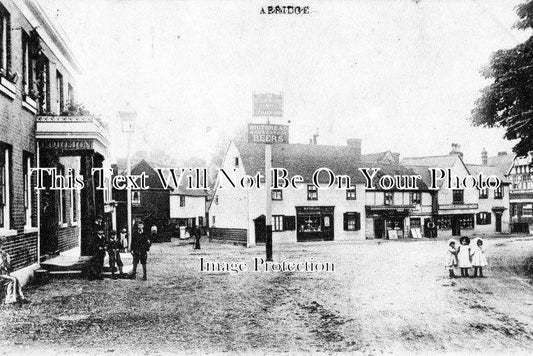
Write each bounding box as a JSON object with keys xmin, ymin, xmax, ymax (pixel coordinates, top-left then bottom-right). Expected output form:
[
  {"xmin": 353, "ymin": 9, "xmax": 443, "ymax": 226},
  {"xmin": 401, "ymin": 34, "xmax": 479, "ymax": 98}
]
[
  {"xmin": 495, "ymin": 213, "xmax": 502, "ymax": 233},
  {"xmin": 374, "ymin": 218, "xmax": 385, "ymax": 239},
  {"xmin": 451, "ymin": 216, "xmax": 461, "ymax": 236},
  {"xmin": 254, "ymin": 215, "xmax": 266, "ymax": 244}
]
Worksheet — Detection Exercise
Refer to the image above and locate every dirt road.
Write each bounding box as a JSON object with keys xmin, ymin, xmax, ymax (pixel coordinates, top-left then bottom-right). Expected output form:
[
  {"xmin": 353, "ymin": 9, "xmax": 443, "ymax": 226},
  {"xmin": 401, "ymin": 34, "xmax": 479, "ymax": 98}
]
[{"xmin": 1, "ymin": 236, "xmax": 533, "ymax": 354}]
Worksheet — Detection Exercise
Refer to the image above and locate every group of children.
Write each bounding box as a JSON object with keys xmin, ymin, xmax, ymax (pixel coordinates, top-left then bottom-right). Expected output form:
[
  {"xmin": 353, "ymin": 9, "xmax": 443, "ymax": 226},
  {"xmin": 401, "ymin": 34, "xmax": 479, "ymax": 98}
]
[{"xmin": 446, "ymin": 236, "xmax": 488, "ymax": 278}]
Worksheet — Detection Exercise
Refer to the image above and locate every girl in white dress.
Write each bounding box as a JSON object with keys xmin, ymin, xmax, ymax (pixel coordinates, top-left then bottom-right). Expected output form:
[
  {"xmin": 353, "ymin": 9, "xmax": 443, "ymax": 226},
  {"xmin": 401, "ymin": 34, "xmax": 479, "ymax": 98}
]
[
  {"xmin": 471, "ymin": 238, "xmax": 488, "ymax": 278},
  {"xmin": 456, "ymin": 236, "xmax": 472, "ymax": 277},
  {"xmin": 445, "ymin": 239, "xmax": 458, "ymax": 278}
]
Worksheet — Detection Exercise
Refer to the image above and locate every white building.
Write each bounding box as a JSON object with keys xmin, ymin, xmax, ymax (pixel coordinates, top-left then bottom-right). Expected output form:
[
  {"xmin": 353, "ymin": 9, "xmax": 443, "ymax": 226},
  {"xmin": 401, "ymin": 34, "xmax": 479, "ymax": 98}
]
[
  {"xmin": 209, "ymin": 139, "xmax": 366, "ymax": 246},
  {"xmin": 402, "ymin": 144, "xmax": 511, "ymax": 237},
  {"xmin": 169, "ymin": 182, "xmax": 207, "ymax": 228}
]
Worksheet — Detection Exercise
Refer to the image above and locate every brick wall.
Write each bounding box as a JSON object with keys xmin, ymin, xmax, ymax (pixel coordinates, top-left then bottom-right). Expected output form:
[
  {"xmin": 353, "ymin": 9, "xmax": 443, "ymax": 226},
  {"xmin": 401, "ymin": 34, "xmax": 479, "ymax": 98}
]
[
  {"xmin": 209, "ymin": 228, "xmax": 247, "ymax": 245},
  {"xmin": 1, "ymin": 232, "xmax": 38, "ymax": 271},
  {"xmin": 57, "ymin": 226, "xmax": 79, "ymax": 252}
]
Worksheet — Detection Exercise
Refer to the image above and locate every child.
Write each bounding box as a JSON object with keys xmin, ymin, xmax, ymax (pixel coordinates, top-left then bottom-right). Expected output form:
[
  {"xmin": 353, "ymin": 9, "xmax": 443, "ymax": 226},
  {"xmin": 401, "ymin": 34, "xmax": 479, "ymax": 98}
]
[
  {"xmin": 0, "ymin": 237, "xmax": 29, "ymax": 305},
  {"xmin": 119, "ymin": 228, "xmax": 128, "ymax": 252},
  {"xmin": 107, "ymin": 230, "xmax": 124, "ymax": 279},
  {"xmin": 456, "ymin": 236, "xmax": 472, "ymax": 277},
  {"xmin": 471, "ymin": 238, "xmax": 488, "ymax": 278},
  {"xmin": 445, "ymin": 239, "xmax": 458, "ymax": 278}
]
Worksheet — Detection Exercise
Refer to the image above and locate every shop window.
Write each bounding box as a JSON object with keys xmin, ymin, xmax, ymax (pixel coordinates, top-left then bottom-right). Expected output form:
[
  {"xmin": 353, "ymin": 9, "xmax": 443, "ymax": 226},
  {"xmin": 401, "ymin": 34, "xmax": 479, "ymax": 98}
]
[
  {"xmin": 479, "ymin": 187, "xmax": 488, "ymax": 199},
  {"xmin": 410, "ymin": 192, "xmax": 421, "ymax": 205},
  {"xmin": 298, "ymin": 215, "xmax": 321, "ymax": 232},
  {"xmin": 307, "ymin": 185, "xmax": 318, "ymax": 200},
  {"xmin": 273, "ymin": 215, "xmax": 284, "ymax": 231},
  {"xmin": 0, "ymin": 6, "xmax": 10, "ymax": 75},
  {"xmin": 272, "ymin": 189, "xmax": 283, "ymax": 200},
  {"xmin": 180, "ymin": 195, "xmax": 185, "ymax": 207},
  {"xmin": 0, "ymin": 145, "xmax": 10, "ymax": 229},
  {"xmin": 494, "ymin": 186, "xmax": 503, "ymax": 199},
  {"xmin": 459, "ymin": 215, "xmax": 474, "ymax": 229},
  {"xmin": 523, "ymin": 204, "xmax": 533, "ymax": 216},
  {"xmin": 476, "ymin": 212, "xmax": 491, "ymax": 225},
  {"xmin": 452, "ymin": 190, "xmax": 464, "ymax": 204},
  {"xmin": 384, "ymin": 192, "xmax": 393, "ymax": 205},
  {"xmin": 343, "ymin": 212, "xmax": 361, "ymax": 231},
  {"xmin": 132, "ymin": 191, "xmax": 141, "ymax": 206},
  {"xmin": 346, "ymin": 186, "xmax": 356, "ymax": 200},
  {"xmin": 283, "ymin": 216, "xmax": 296, "ymax": 230},
  {"xmin": 436, "ymin": 216, "xmax": 451, "ymax": 230}
]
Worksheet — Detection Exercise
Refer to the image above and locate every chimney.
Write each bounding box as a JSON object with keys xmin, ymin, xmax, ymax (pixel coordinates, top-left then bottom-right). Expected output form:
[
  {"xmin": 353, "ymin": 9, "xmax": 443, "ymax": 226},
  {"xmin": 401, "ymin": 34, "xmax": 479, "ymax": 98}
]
[
  {"xmin": 498, "ymin": 151, "xmax": 508, "ymax": 156},
  {"xmin": 449, "ymin": 143, "xmax": 463, "ymax": 158},
  {"xmin": 481, "ymin": 148, "xmax": 488, "ymax": 165},
  {"xmin": 347, "ymin": 138, "xmax": 362, "ymax": 158},
  {"xmin": 312, "ymin": 128, "xmax": 319, "ymax": 145}
]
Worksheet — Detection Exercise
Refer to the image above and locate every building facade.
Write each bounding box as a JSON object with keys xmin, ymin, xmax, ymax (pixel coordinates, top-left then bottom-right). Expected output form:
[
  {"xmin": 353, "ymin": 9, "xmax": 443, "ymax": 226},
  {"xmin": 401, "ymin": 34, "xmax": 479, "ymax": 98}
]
[
  {"xmin": 507, "ymin": 151, "xmax": 533, "ymax": 233},
  {"xmin": 209, "ymin": 139, "xmax": 366, "ymax": 246}
]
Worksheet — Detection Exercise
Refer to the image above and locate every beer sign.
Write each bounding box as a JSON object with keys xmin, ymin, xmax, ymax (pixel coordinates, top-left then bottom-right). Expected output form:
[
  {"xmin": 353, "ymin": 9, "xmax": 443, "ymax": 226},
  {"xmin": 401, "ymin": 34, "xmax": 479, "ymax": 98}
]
[
  {"xmin": 248, "ymin": 124, "xmax": 289, "ymax": 144},
  {"xmin": 253, "ymin": 93, "xmax": 283, "ymax": 117}
]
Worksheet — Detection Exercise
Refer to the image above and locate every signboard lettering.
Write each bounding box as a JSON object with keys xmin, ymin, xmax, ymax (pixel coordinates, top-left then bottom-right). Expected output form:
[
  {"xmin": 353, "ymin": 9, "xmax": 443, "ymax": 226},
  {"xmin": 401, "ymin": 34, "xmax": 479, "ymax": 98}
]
[
  {"xmin": 253, "ymin": 93, "xmax": 283, "ymax": 117},
  {"xmin": 40, "ymin": 140, "xmax": 93, "ymax": 150},
  {"xmin": 248, "ymin": 124, "xmax": 289, "ymax": 144}
]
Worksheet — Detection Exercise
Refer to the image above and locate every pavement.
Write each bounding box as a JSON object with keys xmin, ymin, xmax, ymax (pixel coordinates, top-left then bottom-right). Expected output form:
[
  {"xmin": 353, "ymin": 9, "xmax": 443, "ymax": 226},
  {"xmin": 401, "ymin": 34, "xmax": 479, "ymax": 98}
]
[{"xmin": 1, "ymin": 235, "xmax": 533, "ymax": 355}]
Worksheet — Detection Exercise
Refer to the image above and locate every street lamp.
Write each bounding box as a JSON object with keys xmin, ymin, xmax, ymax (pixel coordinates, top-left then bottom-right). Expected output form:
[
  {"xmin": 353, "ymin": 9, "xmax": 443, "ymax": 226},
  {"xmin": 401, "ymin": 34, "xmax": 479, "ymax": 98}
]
[{"xmin": 119, "ymin": 104, "xmax": 137, "ymax": 251}]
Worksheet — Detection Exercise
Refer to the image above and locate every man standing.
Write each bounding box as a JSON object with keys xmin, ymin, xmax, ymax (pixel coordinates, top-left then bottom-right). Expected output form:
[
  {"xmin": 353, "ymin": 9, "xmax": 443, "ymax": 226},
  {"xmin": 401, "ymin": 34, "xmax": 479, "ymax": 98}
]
[
  {"xmin": 89, "ymin": 227, "xmax": 107, "ymax": 280},
  {"xmin": 129, "ymin": 221, "xmax": 151, "ymax": 280}
]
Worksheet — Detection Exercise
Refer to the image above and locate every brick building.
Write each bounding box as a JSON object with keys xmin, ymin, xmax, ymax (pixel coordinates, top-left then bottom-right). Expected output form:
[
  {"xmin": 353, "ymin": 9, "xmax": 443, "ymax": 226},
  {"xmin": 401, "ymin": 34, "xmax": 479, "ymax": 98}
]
[{"xmin": 0, "ymin": 0, "xmax": 110, "ymax": 283}]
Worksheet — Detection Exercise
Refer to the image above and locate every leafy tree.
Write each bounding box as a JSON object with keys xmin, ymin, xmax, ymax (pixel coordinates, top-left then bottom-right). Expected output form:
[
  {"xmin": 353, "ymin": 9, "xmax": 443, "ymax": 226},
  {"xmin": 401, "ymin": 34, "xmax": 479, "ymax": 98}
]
[{"xmin": 471, "ymin": 1, "xmax": 533, "ymax": 155}]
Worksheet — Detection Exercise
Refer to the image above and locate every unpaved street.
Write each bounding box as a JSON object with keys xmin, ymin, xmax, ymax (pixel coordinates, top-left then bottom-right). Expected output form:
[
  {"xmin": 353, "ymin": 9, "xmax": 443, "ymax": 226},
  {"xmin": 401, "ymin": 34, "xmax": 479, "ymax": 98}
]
[{"xmin": 1, "ymin": 236, "xmax": 533, "ymax": 355}]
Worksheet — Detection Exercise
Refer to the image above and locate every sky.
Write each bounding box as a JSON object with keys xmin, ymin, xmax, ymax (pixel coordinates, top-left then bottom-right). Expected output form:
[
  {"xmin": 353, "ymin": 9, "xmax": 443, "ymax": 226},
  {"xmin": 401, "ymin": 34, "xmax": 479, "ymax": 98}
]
[{"xmin": 40, "ymin": 0, "xmax": 531, "ymax": 165}]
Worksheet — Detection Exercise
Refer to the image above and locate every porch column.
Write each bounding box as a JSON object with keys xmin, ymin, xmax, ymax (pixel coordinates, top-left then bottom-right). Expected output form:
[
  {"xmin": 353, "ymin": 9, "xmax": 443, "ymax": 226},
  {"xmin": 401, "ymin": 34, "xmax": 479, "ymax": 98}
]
[{"xmin": 80, "ymin": 153, "xmax": 95, "ymax": 256}]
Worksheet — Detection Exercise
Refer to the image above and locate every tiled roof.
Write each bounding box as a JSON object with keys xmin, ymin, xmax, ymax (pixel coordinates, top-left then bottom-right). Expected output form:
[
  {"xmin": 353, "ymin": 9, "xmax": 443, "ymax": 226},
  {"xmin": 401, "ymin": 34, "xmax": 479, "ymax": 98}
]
[
  {"xmin": 401, "ymin": 155, "xmax": 461, "ymax": 168},
  {"xmin": 486, "ymin": 154, "xmax": 514, "ymax": 175},
  {"xmin": 234, "ymin": 140, "xmax": 365, "ymax": 184},
  {"xmin": 465, "ymin": 164, "xmax": 510, "ymax": 183}
]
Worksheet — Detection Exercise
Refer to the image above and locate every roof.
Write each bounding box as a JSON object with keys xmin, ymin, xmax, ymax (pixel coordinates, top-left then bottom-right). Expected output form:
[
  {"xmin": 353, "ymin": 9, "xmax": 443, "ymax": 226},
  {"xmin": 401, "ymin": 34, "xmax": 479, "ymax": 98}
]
[
  {"xmin": 400, "ymin": 165, "xmax": 433, "ymax": 189},
  {"xmin": 465, "ymin": 164, "xmax": 510, "ymax": 183},
  {"xmin": 401, "ymin": 155, "xmax": 461, "ymax": 168},
  {"xmin": 234, "ymin": 140, "xmax": 365, "ymax": 184},
  {"xmin": 486, "ymin": 154, "xmax": 514, "ymax": 176},
  {"xmin": 361, "ymin": 151, "xmax": 399, "ymax": 164},
  {"xmin": 170, "ymin": 170, "xmax": 208, "ymax": 197},
  {"xmin": 362, "ymin": 163, "xmax": 430, "ymax": 190}
]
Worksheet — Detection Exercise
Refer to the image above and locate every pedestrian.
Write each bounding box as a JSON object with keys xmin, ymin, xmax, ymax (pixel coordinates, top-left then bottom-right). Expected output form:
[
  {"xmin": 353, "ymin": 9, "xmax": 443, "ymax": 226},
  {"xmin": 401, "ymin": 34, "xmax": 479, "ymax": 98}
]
[
  {"xmin": 89, "ymin": 227, "xmax": 107, "ymax": 280},
  {"xmin": 471, "ymin": 238, "xmax": 488, "ymax": 278},
  {"xmin": 119, "ymin": 227, "xmax": 128, "ymax": 252},
  {"xmin": 0, "ymin": 237, "xmax": 29, "ymax": 305},
  {"xmin": 129, "ymin": 221, "xmax": 151, "ymax": 280},
  {"xmin": 456, "ymin": 236, "xmax": 472, "ymax": 277},
  {"xmin": 193, "ymin": 224, "xmax": 201, "ymax": 250},
  {"xmin": 445, "ymin": 238, "xmax": 458, "ymax": 278},
  {"xmin": 107, "ymin": 230, "xmax": 124, "ymax": 279}
]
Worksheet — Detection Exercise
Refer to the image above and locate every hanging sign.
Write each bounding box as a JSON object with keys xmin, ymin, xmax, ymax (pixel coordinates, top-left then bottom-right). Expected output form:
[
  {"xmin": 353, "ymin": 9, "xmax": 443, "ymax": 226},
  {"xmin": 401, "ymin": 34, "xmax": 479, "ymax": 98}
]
[{"xmin": 248, "ymin": 124, "xmax": 289, "ymax": 144}]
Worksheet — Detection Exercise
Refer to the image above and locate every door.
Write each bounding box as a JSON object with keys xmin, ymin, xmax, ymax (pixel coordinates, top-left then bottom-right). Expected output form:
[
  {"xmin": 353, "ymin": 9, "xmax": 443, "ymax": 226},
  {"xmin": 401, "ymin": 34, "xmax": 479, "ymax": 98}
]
[
  {"xmin": 254, "ymin": 215, "xmax": 266, "ymax": 244},
  {"xmin": 495, "ymin": 213, "xmax": 502, "ymax": 233},
  {"xmin": 451, "ymin": 216, "xmax": 461, "ymax": 236},
  {"xmin": 374, "ymin": 218, "xmax": 385, "ymax": 239}
]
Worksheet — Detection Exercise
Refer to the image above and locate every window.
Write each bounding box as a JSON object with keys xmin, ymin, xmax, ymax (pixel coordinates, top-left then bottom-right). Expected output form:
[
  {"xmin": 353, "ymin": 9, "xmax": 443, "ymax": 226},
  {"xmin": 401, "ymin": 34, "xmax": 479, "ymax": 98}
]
[
  {"xmin": 67, "ymin": 83, "xmax": 74, "ymax": 106},
  {"xmin": 343, "ymin": 212, "xmax": 361, "ymax": 231},
  {"xmin": 477, "ymin": 212, "xmax": 491, "ymax": 225},
  {"xmin": 452, "ymin": 190, "xmax": 464, "ymax": 204},
  {"xmin": 436, "ymin": 216, "xmax": 451, "ymax": 230},
  {"xmin": 212, "ymin": 215, "xmax": 215, "ymax": 225},
  {"xmin": 273, "ymin": 215, "xmax": 283, "ymax": 231},
  {"xmin": 23, "ymin": 153, "xmax": 35, "ymax": 228},
  {"xmin": 384, "ymin": 191, "xmax": 393, "ymax": 205},
  {"xmin": 132, "ymin": 191, "xmax": 141, "ymax": 206},
  {"xmin": 410, "ymin": 192, "xmax": 421, "ymax": 205},
  {"xmin": 180, "ymin": 195, "xmax": 185, "ymax": 207},
  {"xmin": 198, "ymin": 216, "xmax": 203, "ymax": 226},
  {"xmin": 56, "ymin": 166, "xmax": 68, "ymax": 225},
  {"xmin": 0, "ymin": 145, "xmax": 10, "ymax": 229},
  {"xmin": 346, "ymin": 186, "xmax": 356, "ymax": 200},
  {"xmin": 479, "ymin": 187, "xmax": 488, "ymax": 199},
  {"xmin": 214, "ymin": 195, "xmax": 218, "ymax": 205},
  {"xmin": 56, "ymin": 70, "xmax": 64, "ymax": 113},
  {"xmin": 307, "ymin": 185, "xmax": 318, "ymax": 200},
  {"xmin": 37, "ymin": 56, "xmax": 50, "ymax": 113},
  {"xmin": 22, "ymin": 31, "xmax": 32, "ymax": 95},
  {"xmin": 494, "ymin": 186, "xmax": 503, "ymax": 199},
  {"xmin": 283, "ymin": 216, "xmax": 296, "ymax": 230},
  {"xmin": 459, "ymin": 215, "xmax": 474, "ymax": 229},
  {"xmin": 271, "ymin": 189, "xmax": 282, "ymax": 200},
  {"xmin": 0, "ymin": 7, "xmax": 10, "ymax": 74},
  {"xmin": 234, "ymin": 157, "xmax": 239, "ymax": 167},
  {"xmin": 70, "ymin": 169, "xmax": 78, "ymax": 224}
]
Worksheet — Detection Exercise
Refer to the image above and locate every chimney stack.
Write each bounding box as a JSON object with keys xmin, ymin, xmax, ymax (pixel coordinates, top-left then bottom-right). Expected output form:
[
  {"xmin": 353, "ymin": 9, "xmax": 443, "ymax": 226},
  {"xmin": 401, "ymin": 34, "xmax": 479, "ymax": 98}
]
[
  {"xmin": 312, "ymin": 128, "xmax": 319, "ymax": 145},
  {"xmin": 449, "ymin": 143, "xmax": 463, "ymax": 158},
  {"xmin": 481, "ymin": 148, "xmax": 488, "ymax": 165}
]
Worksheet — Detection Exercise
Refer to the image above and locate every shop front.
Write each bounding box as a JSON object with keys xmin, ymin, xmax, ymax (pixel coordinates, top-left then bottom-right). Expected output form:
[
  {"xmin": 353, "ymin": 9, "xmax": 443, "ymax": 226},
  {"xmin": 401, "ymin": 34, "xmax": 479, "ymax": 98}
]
[
  {"xmin": 296, "ymin": 206, "xmax": 334, "ymax": 242},
  {"xmin": 366, "ymin": 207, "xmax": 410, "ymax": 239}
]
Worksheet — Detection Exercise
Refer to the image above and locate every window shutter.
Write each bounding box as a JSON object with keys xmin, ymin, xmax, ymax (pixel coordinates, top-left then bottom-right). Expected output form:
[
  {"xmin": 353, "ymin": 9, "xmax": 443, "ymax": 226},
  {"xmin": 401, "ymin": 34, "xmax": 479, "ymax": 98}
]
[
  {"xmin": 487, "ymin": 212, "xmax": 492, "ymax": 225},
  {"xmin": 354, "ymin": 212, "xmax": 361, "ymax": 231},
  {"xmin": 343, "ymin": 213, "xmax": 348, "ymax": 231},
  {"xmin": 284, "ymin": 216, "xmax": 295, "ymax": 230},
  {"xmin": 476, "ymin": 213, "xmax": 481, "ymax": 224}
]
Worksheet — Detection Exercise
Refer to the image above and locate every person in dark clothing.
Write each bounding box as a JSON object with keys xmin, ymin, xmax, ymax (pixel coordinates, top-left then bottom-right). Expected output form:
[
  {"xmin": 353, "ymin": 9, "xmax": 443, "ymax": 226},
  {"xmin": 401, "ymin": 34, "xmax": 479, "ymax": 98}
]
[
  {"xmin": 107, "ymin": 230, "xmax": 124, "ymax": 279},
  {"xmin": 129, "ymin": 221, "xmax": 151, "ymax": 280},
  {"xmin": 192, "ymin": 224, "xmax": 201, "ymax": 250},
  {"xmin": 89, "ymin": 227, "xmax": 107, "ymax": 280}
]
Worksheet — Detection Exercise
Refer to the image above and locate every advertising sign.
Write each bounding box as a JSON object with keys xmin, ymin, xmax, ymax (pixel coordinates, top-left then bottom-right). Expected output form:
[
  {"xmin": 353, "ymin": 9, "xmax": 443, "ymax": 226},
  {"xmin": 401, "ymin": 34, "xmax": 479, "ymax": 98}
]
[
  {"xmin": 248, "ymin": 124, "xmax": 289, "ymax": 144},
  {"xmin": 253, "ymin": 93, "xmax": 283, "ymax": 117}
]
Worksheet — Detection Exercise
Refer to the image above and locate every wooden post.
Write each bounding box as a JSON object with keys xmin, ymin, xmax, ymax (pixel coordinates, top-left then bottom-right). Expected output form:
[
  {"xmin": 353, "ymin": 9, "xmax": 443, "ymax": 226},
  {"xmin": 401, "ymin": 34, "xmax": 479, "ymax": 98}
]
[{"xmin": 265, "ymin": 143, "xmax": 273, "ymax": 261}]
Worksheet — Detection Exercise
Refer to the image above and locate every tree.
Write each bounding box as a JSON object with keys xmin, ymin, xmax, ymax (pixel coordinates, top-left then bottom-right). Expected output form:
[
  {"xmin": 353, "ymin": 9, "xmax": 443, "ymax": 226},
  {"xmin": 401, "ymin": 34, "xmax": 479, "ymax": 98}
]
[{"xmin": 471, "ymin": 1, "xmax": 533, "ymax": 156}]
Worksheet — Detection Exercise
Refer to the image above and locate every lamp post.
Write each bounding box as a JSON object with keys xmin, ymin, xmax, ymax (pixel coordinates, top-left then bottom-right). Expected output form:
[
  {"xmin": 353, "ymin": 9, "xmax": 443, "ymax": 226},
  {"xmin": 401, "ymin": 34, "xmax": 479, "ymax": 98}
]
[{"xmin": 119, "ymin": 105, "xmax": 137, "ymax": 251}]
